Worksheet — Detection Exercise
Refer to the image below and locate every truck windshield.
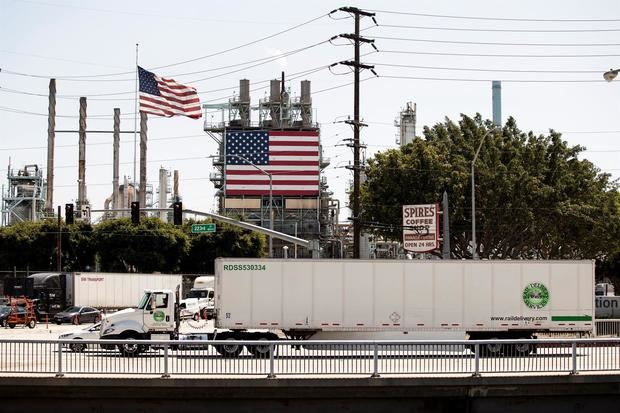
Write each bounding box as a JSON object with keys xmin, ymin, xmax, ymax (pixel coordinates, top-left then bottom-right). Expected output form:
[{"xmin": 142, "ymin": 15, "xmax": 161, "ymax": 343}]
[
  {"xmin": 137, "ymin": 292, "xmax": 151, "ymax": 310},
  {"xmin": 188, "ymin": 290, "xmax": 207, "ymax": 299}
]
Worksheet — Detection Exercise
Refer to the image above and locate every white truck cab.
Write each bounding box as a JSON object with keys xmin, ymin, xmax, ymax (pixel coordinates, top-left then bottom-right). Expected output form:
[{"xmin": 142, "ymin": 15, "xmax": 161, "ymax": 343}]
[{"xmin": 100, "ymin": 289, "xmax": 176, "ymax": 355}]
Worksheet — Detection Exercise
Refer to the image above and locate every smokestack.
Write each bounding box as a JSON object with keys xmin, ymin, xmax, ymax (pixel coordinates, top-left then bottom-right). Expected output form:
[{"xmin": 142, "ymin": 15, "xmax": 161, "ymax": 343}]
[
  {"xmin": 300, "ymin": 80, "xmax": 312, "ymax": 128},
  {"xmin": 139, "ymin": 112, "xmax": 148, "ymax": 208},
  {"xmin": 270, "ymin": 79, "xmax": 281, "ymax": 128},
  {"xmin": 281, "ymin": 71, "xmax": 289, "ymax": 128},
  {"xmin": 78, "ymin": 97, "xmax": 87, "ymax": 209},
  {"xmin": 112, "ymin": 108, "xmax": 120, "ymax": 213},
  {"xmin": 123, "ymin": 176, "xmax": 129, "ymax": 214},
  {"xmin": 173, "ymin": 170, "xmax": 179, "ymax": 201},
  {"xmin": 270, "ymin": 79, "xmax": 281, "ymax": 103},
  {"xmin": 239, "ymin": 79, "xmax": 250, "ymax": 127},
  {"xmin": 159, "ymin": 167, "xmax": 168, "ymax": 221},
  {"xmin": 492, "ymin": 81, "xmax": 502, "ymax": 127},
  {"xmin": 46, "ymin": 79, "xmax": 56, "ymax": 214}
]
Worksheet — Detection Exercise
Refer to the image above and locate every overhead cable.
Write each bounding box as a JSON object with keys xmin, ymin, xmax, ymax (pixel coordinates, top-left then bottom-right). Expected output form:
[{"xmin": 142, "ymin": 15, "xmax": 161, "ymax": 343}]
[
  {"xmin": 368, "ymin": 9, "xmax": 620, "ymax": 22},
  {"xmin": 0, "ymin": 13, "xmax": 328, "ymax": 79}
]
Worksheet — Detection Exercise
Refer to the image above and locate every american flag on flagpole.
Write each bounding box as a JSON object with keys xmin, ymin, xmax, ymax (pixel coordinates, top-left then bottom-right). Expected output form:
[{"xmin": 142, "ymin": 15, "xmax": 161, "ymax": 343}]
[
  {"xmin": 138, "ymin": 66, "xmax": 201, "ymax": 119},
  {"xmin": 225, "ymin": 130, "xmax": 320, "ymax": 196}
]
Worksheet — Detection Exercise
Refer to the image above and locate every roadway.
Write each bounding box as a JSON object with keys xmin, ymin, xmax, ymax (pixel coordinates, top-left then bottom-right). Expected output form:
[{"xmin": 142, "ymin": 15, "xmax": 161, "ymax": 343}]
[
  {"xmin": 2, "ymin": 322, "xmax": 620, "ymax": 412},
  {"xmin": 0, "ymin": 321, "xmax": 619, "ymax": 378}
]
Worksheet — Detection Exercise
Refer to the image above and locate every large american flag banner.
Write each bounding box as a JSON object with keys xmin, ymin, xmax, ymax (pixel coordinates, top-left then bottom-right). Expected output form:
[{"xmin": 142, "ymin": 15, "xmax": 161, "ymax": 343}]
[
  {"xmin": 138, "ymin": 66, "xmax": 201, "ymax": 119},
  {"xmin": 225, "ymin": 130, "xmax": 320, "ymax": 196}
]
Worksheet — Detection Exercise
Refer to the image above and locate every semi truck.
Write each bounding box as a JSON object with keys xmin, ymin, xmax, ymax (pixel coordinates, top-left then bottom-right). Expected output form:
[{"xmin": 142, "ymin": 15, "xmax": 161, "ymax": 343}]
[
  {"xmin": 179, "ymin": 276, "xmax": 214, "ymax": 320},
  {"xmin": 23, "ymin": 272, "xmax": 184, "ymax": 318},
  {"xmin": 100, "ymin": 259, "xmax": 594, "ymax": 357}
]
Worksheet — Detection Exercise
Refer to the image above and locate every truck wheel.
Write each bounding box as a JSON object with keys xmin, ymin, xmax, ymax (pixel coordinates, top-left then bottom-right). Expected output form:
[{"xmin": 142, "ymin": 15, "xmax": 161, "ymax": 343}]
[
  {"xmin": 193, "ymin": 313, "xmax": 200, "ymax": 322},
  {"xmin": 247, "ymin": 333, "xmax": 278, "ymax": 358},
  {"xmin": 27, "ymin": 319, "xmax": 36, "ymax": 329},
  {"xmin": 70, "ymin": 340, "xmax": 86, "ymax": 352},
  {"xmin": 512, "ymin": 341, "xmax": 535, "ymax": 356},
  {"xmin": 8, "ymin": 324, "xmax": 15, "ymax": 329},
  {"xmin": 480, "ymin": 340, "xmax": 503, "ymax": 358},
  {"xmin": 201, "ymin": 308, "xmax": 209, "ymax": 320},
  {"xmin": 215, "ymin": 335, "xmax": 243, "ymax": 357},
  {"xmin": 118, "ymin": 335, "xmax": 144, "ymax": 357}
]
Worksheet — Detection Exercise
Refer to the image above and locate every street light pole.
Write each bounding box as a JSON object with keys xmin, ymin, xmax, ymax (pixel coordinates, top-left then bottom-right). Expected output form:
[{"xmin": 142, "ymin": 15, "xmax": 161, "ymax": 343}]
[
  {"xmin": 215, "ymin": 154, "xmax": 273, "ymax": 258},
  {"xmin": 471, "ymin": 127, "xmax": 500, "ymax": 260}
]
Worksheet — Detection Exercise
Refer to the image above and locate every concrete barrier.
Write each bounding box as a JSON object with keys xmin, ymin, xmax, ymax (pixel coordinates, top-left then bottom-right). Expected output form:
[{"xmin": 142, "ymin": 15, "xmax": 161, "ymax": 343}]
[{"xmin": 0, "ymin": 374, "xmax": 619, "ymax": 413}]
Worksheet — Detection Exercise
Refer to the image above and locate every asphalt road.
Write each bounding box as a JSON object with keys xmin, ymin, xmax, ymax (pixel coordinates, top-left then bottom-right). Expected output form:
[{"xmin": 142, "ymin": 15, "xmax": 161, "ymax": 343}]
[{"xmin": 0, "ymin": 320, "xmax": 618, "ymax": 377}]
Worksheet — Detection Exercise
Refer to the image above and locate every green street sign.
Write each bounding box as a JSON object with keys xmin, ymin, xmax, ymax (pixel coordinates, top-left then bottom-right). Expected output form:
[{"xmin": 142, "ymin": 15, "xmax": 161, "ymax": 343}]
[{"xmin": 192, "ymin": 223, "xmax": 216, "ymax": 233}]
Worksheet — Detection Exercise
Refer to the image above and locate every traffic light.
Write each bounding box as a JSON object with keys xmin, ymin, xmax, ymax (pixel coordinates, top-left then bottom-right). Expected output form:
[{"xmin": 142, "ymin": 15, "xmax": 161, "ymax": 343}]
[
  {"xmin": 173, "ymin": 201, "xmax": 183, "ymax": 225},
  {"xmin": 65, "ymin": 203, "xmax": 74, "ymax": 224},
  {"xmin": 131, "ymin": 201, "xmax": 140, "ymax": 225}
]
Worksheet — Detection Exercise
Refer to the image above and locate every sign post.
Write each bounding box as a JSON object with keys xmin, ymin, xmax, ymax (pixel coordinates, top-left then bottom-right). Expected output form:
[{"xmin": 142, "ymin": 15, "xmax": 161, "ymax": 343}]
[
  {"xmin": 402, "ymin": 204, "xmax": 439, "ymax": 253},
  {"xmin": 191, "ymin": 223, "xmax": 216, "ymax": 233}
]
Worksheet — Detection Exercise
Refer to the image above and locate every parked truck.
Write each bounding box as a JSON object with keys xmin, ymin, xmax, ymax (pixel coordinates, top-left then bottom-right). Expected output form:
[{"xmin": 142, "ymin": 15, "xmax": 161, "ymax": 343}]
[
  {"xmin": 179, "ymin": 276, "xmax": 214, "ymax": 320},
  {"xmin": 100, "ymin": 259, "xmax": 594, "ymax": 357},
  {"xmin": 23, "ymin": 272, "xmax": 184, "ymax": 318}
]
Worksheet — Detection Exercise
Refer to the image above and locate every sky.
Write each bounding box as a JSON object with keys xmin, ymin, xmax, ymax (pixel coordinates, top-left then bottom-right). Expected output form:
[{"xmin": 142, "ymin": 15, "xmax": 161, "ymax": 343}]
[{"xmin": 1, "ymin": 0, "xmax": 620, "ymax": 224}]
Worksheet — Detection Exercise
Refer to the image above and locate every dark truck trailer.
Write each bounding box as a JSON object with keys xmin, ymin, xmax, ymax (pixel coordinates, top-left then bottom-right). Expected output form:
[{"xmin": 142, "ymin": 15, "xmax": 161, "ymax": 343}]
[
  {"xmin": 4, "ymin": 272, "xmax": 188, "ymax": 320},
  {"xmin": 3, "ymin": 273, "xmax": 70, "ymax": 319}
]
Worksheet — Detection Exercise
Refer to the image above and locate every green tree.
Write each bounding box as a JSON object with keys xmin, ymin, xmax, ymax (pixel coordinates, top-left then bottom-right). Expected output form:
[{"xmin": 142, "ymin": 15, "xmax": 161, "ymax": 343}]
[
  {"xmin": 0, "ymin": 220, "xmax": 55, "ymax": 270},
  {"xmin": 0, "ymin": 220, "xmax": 96, "ymax": 271},
  {"xmin": 64, "ymin": 221, "xmax": 96, "ymax": 271},
  {"xmin": 181, "ymin": 220, "xmax": 266, "ymax": 274},
  {"xmin": 93, "ymin": 218, "xmax": 189, "ymax": 273},
  {"xmin": 359, "ymin": 114, "xmax": 620, "ymax": 260}
]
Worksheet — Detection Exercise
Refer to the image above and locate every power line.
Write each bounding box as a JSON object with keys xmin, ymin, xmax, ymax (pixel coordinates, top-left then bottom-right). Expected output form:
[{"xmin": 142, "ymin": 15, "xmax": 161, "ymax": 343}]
[
  {"xmin": 380, "ymin": 75, "xmax": 604, "ymax": 83},
  {"xmin": 368, "ymin": 63, "xmax": 603, "ymax": 74},
  {"xmin": 376, "ymin": 24, "xmax": 620, "ymax": 33},
  {"xmin": 202, "ymin": 66, "xmax": 351, "ymax": 103},
  {"xmin": 186, "ymin": 40, "xmax": 329, "ymax": 84},
  {"xmin": 0, "ymin": 60, "xmax": 332, "ymax": 117},
  {"xmin": 0, "ymin": 134, "xmax": 206, "ymax": 152},
  {"xmin": 380, "ymin": 49, "xmax": 620, "ymax": 58},
  {"xmin": 0, "ymin": 13, "xmax": 329, "ymax": 79},
  {"xmin": 154, "ymin": 14, "xmax": 329, "ymax": 71},
  {"xmin": 373, "ymin": 36, "xmax": 620, "ymax": 47},
  {"xmin": 369, "ymin": 9, "xmax": 620, "ymax": 22},
  {"xmin": 0, "ymin": 68, "xmax": 134, "ymax": 82},
  {"xmin": 0, "ymin": 66, "xmax": 356, "ymax": 119},
  {"xmin": 1, "ymin": 40, "xmax": 331, "ymax": 100}
]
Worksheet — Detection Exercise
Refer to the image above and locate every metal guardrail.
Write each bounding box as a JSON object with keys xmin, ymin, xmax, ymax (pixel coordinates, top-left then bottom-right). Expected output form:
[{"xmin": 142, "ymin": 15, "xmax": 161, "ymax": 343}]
[{"xmin": 1, "ymin": 338, "xmax": 620, "ymax": 378}]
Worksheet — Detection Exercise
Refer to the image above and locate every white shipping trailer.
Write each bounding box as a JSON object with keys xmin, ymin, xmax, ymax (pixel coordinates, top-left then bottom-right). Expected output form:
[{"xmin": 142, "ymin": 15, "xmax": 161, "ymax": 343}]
[
  {"xmin": 215, "ymin": 259, "xmax": 594, "ymax": 341},
  {"xmin": 98, "ymin": 259, "xmax": 594, "ymax": 357},
  {"xmin": 70, "ymin": 272, "xmax": 184, "ymax": 309}
]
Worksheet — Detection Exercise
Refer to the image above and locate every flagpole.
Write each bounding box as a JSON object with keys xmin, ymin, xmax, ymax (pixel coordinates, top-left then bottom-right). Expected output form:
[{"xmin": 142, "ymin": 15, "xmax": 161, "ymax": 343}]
[{"xmin": 133, "ymin": 43, "xmax": 139, "ymax": 200}]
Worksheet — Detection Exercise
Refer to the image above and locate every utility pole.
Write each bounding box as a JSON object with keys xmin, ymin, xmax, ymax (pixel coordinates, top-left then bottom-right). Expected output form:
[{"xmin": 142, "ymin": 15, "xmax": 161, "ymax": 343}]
[
  {"xmin": 56, "ymin": 205, "xmax": 62, "ymax": 272},
  {"xmin": 331, "ymin": 7, "xmax": 377, "ymax": 259},
  {"xmin": 77, "ymin": 97, "xmax": 87, "ymax": 213},
  {"xmin": 46, "ymin": 79, "xmax": 56, "ymax": 215}
]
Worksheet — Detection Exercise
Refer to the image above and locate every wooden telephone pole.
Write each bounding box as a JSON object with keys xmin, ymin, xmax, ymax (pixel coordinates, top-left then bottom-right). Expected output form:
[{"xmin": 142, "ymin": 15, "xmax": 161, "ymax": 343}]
[{"xmin": 331, "ymin": 7, "xmax": 377, "ymax": 258}]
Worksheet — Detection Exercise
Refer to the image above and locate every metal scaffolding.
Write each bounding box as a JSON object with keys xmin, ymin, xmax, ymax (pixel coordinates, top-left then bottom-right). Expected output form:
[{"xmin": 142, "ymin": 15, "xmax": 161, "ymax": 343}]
[{"xmin": 2, "ymin": 164, "xmax": 47, "ymax": 226}]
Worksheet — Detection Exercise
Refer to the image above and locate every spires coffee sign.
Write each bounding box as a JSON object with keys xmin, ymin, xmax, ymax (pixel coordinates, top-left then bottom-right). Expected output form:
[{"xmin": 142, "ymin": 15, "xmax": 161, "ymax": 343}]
[{"xmin": 402, "ymin": 204, "xmax": 440, "ymax": 253}]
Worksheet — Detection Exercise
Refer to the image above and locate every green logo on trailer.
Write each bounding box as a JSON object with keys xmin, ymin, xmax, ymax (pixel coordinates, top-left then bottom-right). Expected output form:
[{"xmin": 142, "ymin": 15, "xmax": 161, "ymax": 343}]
[
  {"xmin": 153, "ymin": 310, "xmax": 165, "ymax": 322},
  {"xmin": 523, "ymin": 283, "xmax": 549, "ymax": 309}
]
